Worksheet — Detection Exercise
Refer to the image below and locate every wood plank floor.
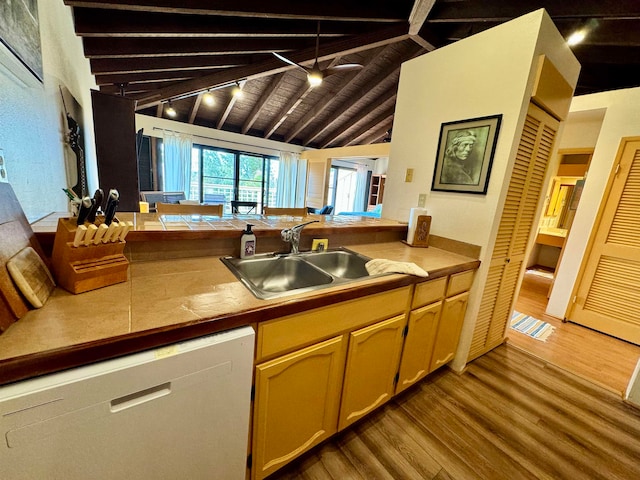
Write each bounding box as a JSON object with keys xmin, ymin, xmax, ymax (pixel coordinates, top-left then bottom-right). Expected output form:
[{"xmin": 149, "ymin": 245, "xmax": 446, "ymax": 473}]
[
  {"xmin": 268, "ymin": 271, "xmax": 640, "ymax": 479},
  {"xmin": 509, "ymin": 269, "xmax": 640, "ymax": 395},
  {"xmin": 269, "ymin": 345, "xmax": 640, "ymax": 480}
]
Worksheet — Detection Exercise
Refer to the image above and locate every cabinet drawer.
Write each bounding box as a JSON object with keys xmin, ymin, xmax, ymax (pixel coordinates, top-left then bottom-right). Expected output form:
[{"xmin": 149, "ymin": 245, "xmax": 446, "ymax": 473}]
[
  {"xmin": 257, "ymin": 286, "xmax": 411, "ymax": 362},
  {"xmin": 411, "ymin": 277, "xmax": 446, "ymax": 309},
  {"xmin": 446, "ymin": 270, "xmax": 474, "ymax": 297}
]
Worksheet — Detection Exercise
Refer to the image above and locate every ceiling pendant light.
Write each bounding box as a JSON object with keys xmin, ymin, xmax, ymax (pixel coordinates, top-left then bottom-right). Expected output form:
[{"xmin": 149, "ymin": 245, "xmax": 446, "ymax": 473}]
[
  {"xmin": 165, "ymin": 102, "xmax": 177, "ymax": 118},
  {"xmin": 307, "ymin": 68, "xmax": 323, "ymax": 87},
  {"xmin": 202, "ymin": 91, "xmax": 215, "ymax": 106},
  {"xmin": 567, "ymin": 29, "xmax": 587, "ymax": 46}
]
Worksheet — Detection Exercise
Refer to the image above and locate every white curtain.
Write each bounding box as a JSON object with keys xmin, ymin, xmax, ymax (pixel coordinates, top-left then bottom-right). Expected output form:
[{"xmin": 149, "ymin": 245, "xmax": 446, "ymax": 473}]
[
  {"xmin": 276, "ymin": 151, "xmax": 306, "ymax": 207},
  {"xmin": 162, "ymin": 131, "xmax": 193, "ymax": 198},
  {"xmin": 354, "ymin": 164, "xmax": 369, "ymax": 211}
]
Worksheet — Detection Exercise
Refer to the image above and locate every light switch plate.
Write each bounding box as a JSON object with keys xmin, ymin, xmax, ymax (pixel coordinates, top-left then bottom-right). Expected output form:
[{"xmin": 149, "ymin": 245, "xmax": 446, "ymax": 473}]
[
  {"xmin": 0, "ymin": 149, "xmax": 8, "ymax": 183},
  {"xmin": 405, "ymin": 168, "xmax": 414, "ymax": 182},
  {"xmin": 418, "ymin": 193, "xmax": 427, "ymax": 207}
]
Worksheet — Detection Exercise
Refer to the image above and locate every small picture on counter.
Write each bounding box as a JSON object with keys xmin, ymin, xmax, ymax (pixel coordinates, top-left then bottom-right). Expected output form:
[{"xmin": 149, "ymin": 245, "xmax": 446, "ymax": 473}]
[{"xmin": 432, "ymin": 114, "xmax": 502, "ymax": 194}]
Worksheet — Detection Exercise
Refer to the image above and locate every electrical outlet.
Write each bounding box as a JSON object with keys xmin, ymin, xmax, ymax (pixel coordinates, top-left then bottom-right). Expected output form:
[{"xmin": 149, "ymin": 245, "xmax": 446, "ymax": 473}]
[
  {"xmin": 418, "ymin": 193, "xmax": 427, "ymax": 207},
  {"xmin": 405, "ymin": 168, "xmax": 414, "ymax": 182},
  {"xmin": 0, "ymin": 149, "xmax": 7, "ymax": 183}
]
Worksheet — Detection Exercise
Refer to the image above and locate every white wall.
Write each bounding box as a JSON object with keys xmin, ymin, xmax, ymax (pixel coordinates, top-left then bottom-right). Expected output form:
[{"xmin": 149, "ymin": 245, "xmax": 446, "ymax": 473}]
[
  {"xmin": 547, "ymin": 86, "xmax": 640, "ymax": 318},
  {"xmin": 385, "ymin": 9, "xmax": 580, "ymax": 371},
  {"xmin": 0, "ymin": 2, "xmax": 97, "ymax": 221}
]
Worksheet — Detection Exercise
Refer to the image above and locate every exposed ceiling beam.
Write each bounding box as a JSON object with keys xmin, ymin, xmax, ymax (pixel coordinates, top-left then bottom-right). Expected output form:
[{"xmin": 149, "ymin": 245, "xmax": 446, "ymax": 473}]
[
  {"xmin": 344, "ymin": 108, "xmax": 395, "ymax": 147},
  {"xmin": 134, "ymin": 24, "xmax": 410, "ymax": 109},
  {"xmin": 303, "ymin": 42, "xmax": 422, "ymax": 145},
  {"xmin": 95, "ymin": 69, "xmax": 219, "ymax": 86},
  {"xmin": 242, "ymin": 73, "xmax": 286, "ymax": 134},
  {"xmin": 89, "ymin": 55, "xmax": 253, "ymax": 74},
  {"xmin": 217, "ymin": 81, "xmax": 245, "ymax": 129},
  {"xmin": 82, "ymin": 37, "xmax": 315, "ymax": 58},
  {"xmin": 72, "ymin": 9, "xmax": 379, "ymax": 37},
  {"xmin": 283, "ymin": 47, "xmax": 383, "ymax": 143},
  {"xmin": 357, "ymin": 124, "xmax": 393, "ymax": 145},
  {"xmin": 319, "ymin": 87, "xmax": 397, "ymax": 148},
  {"xmin": 409, "ymin": 0, "xmax": 437, "ymax": 35},
  {"xmin": 63, "ymin": 1, "xmax": 413, "ymax": 22},
  {"xmin": 188, "ymin": 93, "xmax": 202, "ymax": 123},
  {"xmin": 264, "ymin": 82, "xmax": 314, "ymax": 139},
  {"xmin": 426, "ymin": 1, "xmax": 640, "ymax": 22}
]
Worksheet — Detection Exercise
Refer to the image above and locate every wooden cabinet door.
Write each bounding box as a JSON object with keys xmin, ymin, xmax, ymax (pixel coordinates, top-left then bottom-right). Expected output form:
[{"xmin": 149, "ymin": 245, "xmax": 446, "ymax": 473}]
[
  {"xmin": 396, "ymin": 301, "xmax": 441, "ymax": 394},
  {"xmin": 338, "ymin": 315, "xmax": 405, "ymax": 430},
  {"xmin": 252, "ymin": 336, "xmax": 345, "ymax": 480},
  {"xmin": 430, "ymin": 292, "xmax": 470, "ymax": 372}
]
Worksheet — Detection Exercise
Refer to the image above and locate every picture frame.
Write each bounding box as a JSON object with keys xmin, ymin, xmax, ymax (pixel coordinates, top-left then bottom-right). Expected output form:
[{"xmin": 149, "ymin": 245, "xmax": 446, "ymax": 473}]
[
  {"xmin": 431, "ymin": 114, "xmax": 502, "ymax": 194},
  {"xmin": 0, "ymin": 0, "xmax": 43, "ymax": 82}
]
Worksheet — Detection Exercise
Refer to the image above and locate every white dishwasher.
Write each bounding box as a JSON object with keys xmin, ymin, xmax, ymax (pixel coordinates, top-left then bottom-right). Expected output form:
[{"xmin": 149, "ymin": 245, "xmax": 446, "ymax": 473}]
[{"xmin": 0, "ymin": 326, "xmax": 254, "ymax": 480}]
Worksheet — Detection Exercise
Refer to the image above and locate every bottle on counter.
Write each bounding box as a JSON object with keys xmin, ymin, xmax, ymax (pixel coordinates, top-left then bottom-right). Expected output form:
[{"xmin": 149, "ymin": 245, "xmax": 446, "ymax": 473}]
[{"xmin": 240, "ymin": 223, "xmax": 256, "ymax": 259}]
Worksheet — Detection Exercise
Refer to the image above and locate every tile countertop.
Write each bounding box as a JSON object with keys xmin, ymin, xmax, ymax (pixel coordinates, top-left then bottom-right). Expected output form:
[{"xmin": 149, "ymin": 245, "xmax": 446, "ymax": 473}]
[{"xmin": 2, "ymin": 216, "xmax": 480, "ymax": 386}]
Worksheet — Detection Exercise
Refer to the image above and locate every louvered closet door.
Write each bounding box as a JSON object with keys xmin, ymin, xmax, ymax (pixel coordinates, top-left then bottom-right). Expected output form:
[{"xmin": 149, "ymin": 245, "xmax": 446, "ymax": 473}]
[
  {"xmin": 568, "ymin": 139, "xmax": 640, "ymax": 345},
  {"xmin": 468, "ymin": 103, "xmax": 559, "ymax": 361}
]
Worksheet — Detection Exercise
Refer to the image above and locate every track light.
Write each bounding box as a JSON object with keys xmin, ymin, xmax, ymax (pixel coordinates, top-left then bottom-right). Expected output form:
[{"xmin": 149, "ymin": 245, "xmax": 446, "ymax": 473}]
[
  {"xmin": 202, "ymin": 91, "xmax": 215, "ymax": 106},
  {"xmin": 165, "ymin": 102, "xmax": 176, "ymax": 118},
  {"xmin": 232, "ymin": 82, "xmax": 243, "ymax": 99}
]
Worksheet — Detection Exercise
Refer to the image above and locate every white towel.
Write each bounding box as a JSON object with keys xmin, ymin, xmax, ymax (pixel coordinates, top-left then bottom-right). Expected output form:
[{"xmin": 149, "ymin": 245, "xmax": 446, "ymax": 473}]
[{"xmin": 365, "ymin": 259, "xmax": 429, "ymax": 277}]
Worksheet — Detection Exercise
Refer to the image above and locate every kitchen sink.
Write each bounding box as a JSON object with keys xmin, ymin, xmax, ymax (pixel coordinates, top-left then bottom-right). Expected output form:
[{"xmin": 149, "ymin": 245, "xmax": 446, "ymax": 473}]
[{"xmin": 221, "ymin": 247, "xmax": 375, "ymax": 299}]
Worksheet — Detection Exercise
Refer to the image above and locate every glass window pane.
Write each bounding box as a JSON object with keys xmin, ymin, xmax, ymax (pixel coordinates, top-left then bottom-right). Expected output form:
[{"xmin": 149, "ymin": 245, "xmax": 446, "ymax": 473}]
[
  {"xmin": 203, "ymin": 149, "xmax": 236, "ymax": 213},
  {"xmin": 239, "ymin": 154, "xmax": 264, "ymax": 212}
]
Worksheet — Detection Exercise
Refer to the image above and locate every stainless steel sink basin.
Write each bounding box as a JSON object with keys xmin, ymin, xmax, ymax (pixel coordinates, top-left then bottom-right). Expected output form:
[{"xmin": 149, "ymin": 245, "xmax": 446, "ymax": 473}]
[
  {"xmin": 301, "ymin": 250, "xmax": 370, "ymax": 279},
  {"xmin": 221, "ymin": 247, "xmax": 375, "ymax": 299}
]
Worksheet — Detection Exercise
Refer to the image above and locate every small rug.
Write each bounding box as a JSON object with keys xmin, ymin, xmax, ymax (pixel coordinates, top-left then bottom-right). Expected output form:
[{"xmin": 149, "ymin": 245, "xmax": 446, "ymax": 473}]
[{"xmin": 510, "ymin": 311, "xmax": 555, "ymax": 342}]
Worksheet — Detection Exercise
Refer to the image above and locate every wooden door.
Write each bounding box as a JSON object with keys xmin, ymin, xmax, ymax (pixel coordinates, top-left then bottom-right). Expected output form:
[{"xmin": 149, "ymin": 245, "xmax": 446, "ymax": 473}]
[
  {"xmin": 396, "ymin": 301, "xmax": 441, "ymax": 394},
  {"xmin": 568, "ymin": 138, "xmax": 640, "ymax": 344},
  {"xmin": 252, "ymin": 336, "xmax": 345, "ymax": 480},
  {"xmin": 468, "ymin": 103, "xmax": 559, "ymax": 361},
  {"xmin": 305, "ymin": 158, "xmax": 330, "ymax": 209},
  {"xmin": 430, "ymin": 292, "xmax": 470, "ymax": 371},
  {"xmin": 338, "ymin": 315, "xmax": 405, "ymax": 430}
]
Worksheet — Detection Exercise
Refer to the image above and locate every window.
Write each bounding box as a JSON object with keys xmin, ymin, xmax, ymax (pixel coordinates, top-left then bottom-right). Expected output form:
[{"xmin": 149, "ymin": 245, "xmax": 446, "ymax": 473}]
[
  {"xmin": 328, "ymin": 166, "xmax": 358, "ymax": 213},
  {"xmin": 190, "ymin": 145, "xmax": 278, "ymax": 213}
]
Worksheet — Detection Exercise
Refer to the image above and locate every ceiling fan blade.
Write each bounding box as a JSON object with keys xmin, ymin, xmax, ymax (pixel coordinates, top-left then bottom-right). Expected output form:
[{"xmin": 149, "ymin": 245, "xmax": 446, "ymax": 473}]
[
  {"xmin": 324, "ymin": 64, "xmax": 364, "ymax": 76},
  {"xmin": 272, "ymin": 52, "xmax": 309, "ymax": 73}
]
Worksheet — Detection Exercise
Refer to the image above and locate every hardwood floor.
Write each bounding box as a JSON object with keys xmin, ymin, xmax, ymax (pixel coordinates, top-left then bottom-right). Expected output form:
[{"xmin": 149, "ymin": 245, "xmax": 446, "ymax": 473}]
[
  {"xmin": 509, "ymin": 269, "xmax": 640, "ymax": 395},
  {"xmin": 269, "ymin": 345, "xmax": 640, "ymax": 480},
  {"xmin": 267, "ymin": 271, "xmax": 640, "ymax": 480}
]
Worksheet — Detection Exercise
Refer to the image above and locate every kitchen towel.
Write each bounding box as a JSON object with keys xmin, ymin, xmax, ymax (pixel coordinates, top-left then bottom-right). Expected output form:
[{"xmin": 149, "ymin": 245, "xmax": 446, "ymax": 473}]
[{"xmin": 365, "ymin": 259, "xmax": 428, "ymax": 277}]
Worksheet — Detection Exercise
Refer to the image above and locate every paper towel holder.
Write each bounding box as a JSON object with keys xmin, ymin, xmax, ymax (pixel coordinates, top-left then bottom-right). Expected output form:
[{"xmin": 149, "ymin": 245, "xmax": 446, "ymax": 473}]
[{"xmin": 403, "ymin": 215, "xmax": 431, "ymax": 247}]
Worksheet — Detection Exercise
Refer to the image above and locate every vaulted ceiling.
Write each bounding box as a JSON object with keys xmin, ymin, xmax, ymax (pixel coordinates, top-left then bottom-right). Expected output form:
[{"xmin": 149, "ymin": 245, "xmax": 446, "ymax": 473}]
[{"xmin": 63, "ymin": 1, "xmax": 640, "ymax": 149}]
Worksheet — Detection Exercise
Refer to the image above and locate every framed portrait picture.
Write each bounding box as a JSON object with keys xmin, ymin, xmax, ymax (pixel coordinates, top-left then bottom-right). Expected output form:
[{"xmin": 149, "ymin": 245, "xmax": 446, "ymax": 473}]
[{"xmin": 431, "ymin": 114, "xmax": 502, "ymax": 194}]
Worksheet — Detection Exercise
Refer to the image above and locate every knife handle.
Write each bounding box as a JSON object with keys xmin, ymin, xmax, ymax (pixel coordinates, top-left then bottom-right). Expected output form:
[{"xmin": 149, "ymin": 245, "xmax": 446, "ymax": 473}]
[
  {"xmin": 73, "ymin": 225, "xmax": 87, "ymax": 247},
  {"xmin": 102, "ymin": 222, "xmax": 118, "ymax": 243},
  {"xmin": 76, "ymin": 197, "xmax": 93, "ymax": 226},
  {"xmin": 107, "ymin": 222, "xmax": 122, "ymax": 242},
  {"xmin": 83, "ymin": 224, "xmax": 98, "ymax": 246},
  {"xmin": 119, "ymin": 221, "xmax": 134, "ymax": 242},
  {"xmin": 87, "ymin": 189, "xmax": 104, "ymax": 223},
  {"xmin": 93, "ymin": 223, "xmax": 109, "ymax": 244}
]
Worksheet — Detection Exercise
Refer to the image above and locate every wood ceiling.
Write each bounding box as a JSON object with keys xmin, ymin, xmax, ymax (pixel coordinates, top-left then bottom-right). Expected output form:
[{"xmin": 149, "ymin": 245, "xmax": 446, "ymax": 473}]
[{"xmin": 64, "ymin": 1, "xmax": 640, "ymax": 149}]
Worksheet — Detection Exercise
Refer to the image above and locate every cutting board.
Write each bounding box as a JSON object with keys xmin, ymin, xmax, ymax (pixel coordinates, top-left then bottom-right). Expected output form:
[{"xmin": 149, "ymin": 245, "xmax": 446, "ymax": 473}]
[
  {"xmin": 7, "ymin": 247, "xmax": 56, "ymax": 308},
  {"xmin": 0, "ymin": 183, "xmax": 51, "ymax": 330}
]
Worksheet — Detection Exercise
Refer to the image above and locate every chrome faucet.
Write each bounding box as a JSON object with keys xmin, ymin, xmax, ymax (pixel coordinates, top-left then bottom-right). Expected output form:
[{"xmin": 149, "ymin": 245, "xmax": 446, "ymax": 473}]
[{"xmin": 281, "ymin": 220, "xmax": 319, "ymax": 254}]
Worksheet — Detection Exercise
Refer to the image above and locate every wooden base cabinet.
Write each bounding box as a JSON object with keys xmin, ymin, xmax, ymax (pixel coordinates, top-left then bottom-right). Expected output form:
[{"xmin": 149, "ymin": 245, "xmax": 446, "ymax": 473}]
[
  {"xmin": 252, "ymin": 336, "xmax": 346, "ymax": 480},
  {"xmin": 430, "ymin": 291, "xmax": 470, "ymax": 371},
  {"xmin": 338, "ymin": 315, "xmax": 406, "ymax": 430}
]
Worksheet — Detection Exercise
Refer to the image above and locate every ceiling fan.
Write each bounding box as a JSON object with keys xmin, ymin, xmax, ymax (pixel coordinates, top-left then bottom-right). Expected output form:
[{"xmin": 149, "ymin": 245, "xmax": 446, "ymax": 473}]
[{"xmin": 273, "ymin": 21, "xmax": 363, "ymax": 87}]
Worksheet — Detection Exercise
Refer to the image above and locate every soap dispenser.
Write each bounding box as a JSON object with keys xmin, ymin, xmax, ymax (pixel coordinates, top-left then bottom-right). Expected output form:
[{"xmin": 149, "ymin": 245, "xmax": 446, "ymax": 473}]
[{"xmin": 240, "ymin": 223, "xmax": 256, "ymax": 259}]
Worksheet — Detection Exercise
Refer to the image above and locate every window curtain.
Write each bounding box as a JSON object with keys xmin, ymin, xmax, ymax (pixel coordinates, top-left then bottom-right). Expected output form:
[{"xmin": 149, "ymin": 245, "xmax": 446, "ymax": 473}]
[
  {"xmin": 353, "ymin": 164, "xmax": 369, "ymax": 211},
  {"xmin": 276, "ymin": 152, "xmax": 306, "ymax": 207},
  {"xmin": 162, "ymin": 131, "xmax": 193, "ymax": 198}
]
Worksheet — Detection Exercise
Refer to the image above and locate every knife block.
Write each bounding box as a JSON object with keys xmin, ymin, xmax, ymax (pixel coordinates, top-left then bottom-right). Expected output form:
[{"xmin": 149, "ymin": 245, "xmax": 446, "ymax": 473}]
[{"xmin": 51, "ymin": 217, "xmax": 129, "ymax": 294}]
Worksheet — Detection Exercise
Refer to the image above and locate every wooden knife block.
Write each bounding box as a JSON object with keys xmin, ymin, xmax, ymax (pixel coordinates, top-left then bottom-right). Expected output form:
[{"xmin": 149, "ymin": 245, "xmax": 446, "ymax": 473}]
[{"xmin": 51, "ymin": 217, "xmax": 129, "ymax": 294}]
